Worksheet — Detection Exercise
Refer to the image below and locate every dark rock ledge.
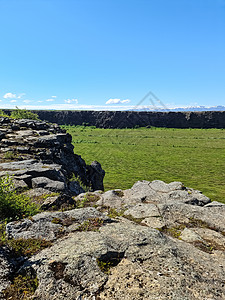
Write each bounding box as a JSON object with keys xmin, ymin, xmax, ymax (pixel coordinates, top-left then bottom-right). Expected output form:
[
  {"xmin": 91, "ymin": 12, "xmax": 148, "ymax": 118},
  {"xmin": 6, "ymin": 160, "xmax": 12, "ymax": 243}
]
[
  {"xmin": 0, "ymin": 117, "xmax": 225, "ymax": 300},
  {"xmin": 0, "ymin": 116, "xmax": 105, "ymax": 204}
]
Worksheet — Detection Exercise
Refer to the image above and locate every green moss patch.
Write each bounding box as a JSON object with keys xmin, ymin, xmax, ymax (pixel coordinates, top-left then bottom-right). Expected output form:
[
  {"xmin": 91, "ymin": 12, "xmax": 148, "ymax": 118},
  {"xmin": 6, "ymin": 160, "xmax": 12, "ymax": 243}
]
[
  {"xmin": 113, "ymin": 190, "xmax": 124, "ymax": 197},
  {"xmin": 76, "ymin": 193, "xmax": 100, "ymax": 208},
  {"xmin": 158, "ymin": 224, "xmax": 186, "ymax": 239},
  {"xmin": 76, "ymin": 218, "xmax": 104, "ymax": 232},
  {"xmin": 3, "ymin": 273, "xmax": 38, "ymax": 299},
  {"xmin": 123, "ymin": 214, "xmax": 144, "ymax": 224},
  {"xmin": 6, "ymin": 238, "xmax": 52, "ymax": 257},
  {"xmin": 96, "ymin": 252, "xmax": 124, "ymax": 274}
]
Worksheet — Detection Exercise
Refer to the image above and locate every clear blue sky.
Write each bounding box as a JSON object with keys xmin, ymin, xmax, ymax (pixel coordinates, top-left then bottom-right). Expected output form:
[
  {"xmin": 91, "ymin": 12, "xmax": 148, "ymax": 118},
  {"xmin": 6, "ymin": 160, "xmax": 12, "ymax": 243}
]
[{"xmin": 0, "ymin": 0, "xmax": 225, "ymax": 110}]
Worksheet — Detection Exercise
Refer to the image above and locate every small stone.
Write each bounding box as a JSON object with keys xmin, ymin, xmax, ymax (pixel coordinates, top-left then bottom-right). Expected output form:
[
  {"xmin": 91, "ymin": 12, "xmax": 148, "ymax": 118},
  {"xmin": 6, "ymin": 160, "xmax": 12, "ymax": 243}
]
[
  {"xmin": 124, "ymin": 203, "xmax": 160, "ymax": 219},
  {"xmin": 141, "ymin": 217, "xmax": 166, "ymax": 229},
  {"xmin": 180, "ymin": 228, "xmax": 204, "ymax": 243}
]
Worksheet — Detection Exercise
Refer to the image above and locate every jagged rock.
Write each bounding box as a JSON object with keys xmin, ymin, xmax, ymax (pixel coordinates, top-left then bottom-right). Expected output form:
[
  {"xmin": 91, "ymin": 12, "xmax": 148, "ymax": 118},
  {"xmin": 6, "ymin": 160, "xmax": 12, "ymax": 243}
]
[
  {"xmin": 179, "ymin": 228, "xmax": 204, "ymax": 243},
  {"xmin": 0, "ymin": 247, "xmax": 13, "ymax": 298},
  {"xmin": 123, "ymin": 203, "xmax": 160, "ymax": 219},
  {"xmin": 96, "ymin": 190, "xmax": 125, "ymax": 210},
  {"xmin": 13, "ymin": 110, "xmax": 225, "ymax": 129},
  {"xmin": 2, "ymin": 179, "xmax": 225, "ymax": 299},
  {"xmin": 158, "ymin": 203, "xmax": 225, "ymax": 232},
  {"xmin": 68, "ymin": 181, "xmax": 85, "ymax": 195},
  {"xmin": 0, "ymin": 117, "xmax": 10, "ymax": 124},
  {"xmin": 6, "ymin": 207, "xmax": 108, "ymax": 241},
  {"xmin": 0, "ymin": 118, "xmax": 105, "ymax": 197},
  {"xmin": 87, "ymin": 161, "xmax": 105, "ymax": 191},
  {"xmin": 0, "ymin": 161, "xmax": 66, "ymax": 189},
  {"xmin": 10, "ymin": 124, "xmax": 20, "ymax": 131},
  {"xmin": 0, "ymin": 131, "xmax": 5, "ymax": 141},
  {"xmin": 31, "ymin": 177, "xmax": 66, "ymax": 193},
  {"xmin": 11, "ymin": 178, "xmax": 28, "ymax": 191},
  {"xmin": 141, "ymin": 216, "xmax": 166, "ymax": 229},
  {"xmin": 41, "ymin": 194, "xmax": 75, "ymax": 210},
  {"xmin": 15, "ymin": 219, "xmax": 225, "ymax": 300},
  {"xmin": 192, "ymin": 227, "xmax": 225, "ymax": 250},
  {"xmin": 123, "ymin": 180, "xmax": 211, "ymax": 206},
  {"xmin": 16, "ymin": 146, "xmax": 30, "ymax": 153},
  {"xmin": 25, "ymin": 187, "xmax": 53, "ymax": 197}
]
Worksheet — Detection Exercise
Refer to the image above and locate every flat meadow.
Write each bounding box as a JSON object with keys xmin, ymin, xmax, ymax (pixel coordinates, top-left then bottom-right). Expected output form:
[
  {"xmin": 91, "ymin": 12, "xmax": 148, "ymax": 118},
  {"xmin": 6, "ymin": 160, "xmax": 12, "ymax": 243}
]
[{"xmin": 62, "ymin": 125, "xmax": 225, "ymax": 204}]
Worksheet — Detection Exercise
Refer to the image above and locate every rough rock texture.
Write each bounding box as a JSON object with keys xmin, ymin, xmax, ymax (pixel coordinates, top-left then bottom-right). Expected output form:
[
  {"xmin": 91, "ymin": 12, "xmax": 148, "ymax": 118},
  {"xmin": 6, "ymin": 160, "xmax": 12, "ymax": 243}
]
[
  {"xmin": 1, "ymin": 180, "xmax": 225, "ymax": 299},
  {"xmin": 0, "ymin": 117, "xmax": 105, "ymax": 200},
  {"xmin": 10, "ymin": 110, "xmax": 225, "ymax": 128},
  {"xmin": 0, "ymin": 247, "xmax": 15, "ymax": 298}
]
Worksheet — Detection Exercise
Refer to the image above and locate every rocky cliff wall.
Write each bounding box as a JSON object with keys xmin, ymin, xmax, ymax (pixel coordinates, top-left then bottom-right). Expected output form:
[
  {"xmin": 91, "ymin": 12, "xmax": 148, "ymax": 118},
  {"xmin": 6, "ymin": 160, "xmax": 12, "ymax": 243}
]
[
  {"xmin": 27, "ymin": 110, "xmax": 225, "ymax": 129},
  {"xmin": 0, "ymin": 117, "xmax": 105, "ymax": 202}
]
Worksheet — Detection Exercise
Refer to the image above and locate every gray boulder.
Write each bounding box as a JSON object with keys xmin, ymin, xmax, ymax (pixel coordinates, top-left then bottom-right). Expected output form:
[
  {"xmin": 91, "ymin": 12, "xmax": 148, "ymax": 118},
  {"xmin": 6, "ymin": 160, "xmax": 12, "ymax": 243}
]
[
  {"xmin": 3, "ymin": 180, "xmax": 225, "ymax": 299},
  {"xmin": 18, "ymin": 219, "xmax": 225, "ymax": 300},
  {"xmin": 6, "ymin": 207, "xmax": 108, "ymax": 241},
  {"xmin": 31, "ymin": 177, "xmax": 66, "ymax": 193},
  {"xmin": 40, "ymin": 194, "xmax": 75, "ymax": 211}
]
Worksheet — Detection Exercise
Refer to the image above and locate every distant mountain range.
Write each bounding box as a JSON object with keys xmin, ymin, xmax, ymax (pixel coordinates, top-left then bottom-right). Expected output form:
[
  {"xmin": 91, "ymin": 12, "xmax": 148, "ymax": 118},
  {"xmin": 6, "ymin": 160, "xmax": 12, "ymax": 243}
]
[{"xmin": 129, "ymin": 105, "xmax": 225, "ymax": 112}]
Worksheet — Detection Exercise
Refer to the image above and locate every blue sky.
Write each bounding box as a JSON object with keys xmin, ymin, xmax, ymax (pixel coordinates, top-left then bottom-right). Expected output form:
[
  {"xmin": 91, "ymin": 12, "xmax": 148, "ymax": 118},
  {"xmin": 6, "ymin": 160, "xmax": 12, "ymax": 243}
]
[{"xmin": 0, "ymin": 0, "xmax": 225, "ymax": 110}]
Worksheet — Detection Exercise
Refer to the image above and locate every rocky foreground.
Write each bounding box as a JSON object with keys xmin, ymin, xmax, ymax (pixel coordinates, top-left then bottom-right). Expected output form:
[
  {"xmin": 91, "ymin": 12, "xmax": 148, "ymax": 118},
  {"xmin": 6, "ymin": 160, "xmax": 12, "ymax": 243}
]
[{"xmin": 0, "ymin": 117, "xmax": 225, "ymax": 299}]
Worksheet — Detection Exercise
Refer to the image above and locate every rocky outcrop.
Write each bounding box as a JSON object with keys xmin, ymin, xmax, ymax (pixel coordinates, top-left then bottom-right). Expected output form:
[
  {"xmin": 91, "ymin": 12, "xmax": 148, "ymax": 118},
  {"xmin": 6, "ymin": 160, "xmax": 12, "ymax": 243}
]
[
  {"xmin": 1, "ymin": 180, "xmax": 225, "ymax": 299},
  {"xmin": 19, "ymin": 110, "xmax": 225, "ymax": 128},
  {"xmin": 0, "ymin": 117, "xmax": 105, "ymax": 201},
  {"xmin": 1, "ymin": 117, "xmax": 225, "ymax": 299}
]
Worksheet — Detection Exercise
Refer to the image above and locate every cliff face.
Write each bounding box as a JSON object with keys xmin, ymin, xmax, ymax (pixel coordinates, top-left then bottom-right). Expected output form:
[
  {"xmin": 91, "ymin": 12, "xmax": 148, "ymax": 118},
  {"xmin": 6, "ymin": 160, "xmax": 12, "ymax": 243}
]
[
  {"xmin": 30, "ymin": 110, "xmax": 225, "ymax": 128},
  {"xmin": 0, "ymin": 117, "xmax": 105, "ymax": 201}
]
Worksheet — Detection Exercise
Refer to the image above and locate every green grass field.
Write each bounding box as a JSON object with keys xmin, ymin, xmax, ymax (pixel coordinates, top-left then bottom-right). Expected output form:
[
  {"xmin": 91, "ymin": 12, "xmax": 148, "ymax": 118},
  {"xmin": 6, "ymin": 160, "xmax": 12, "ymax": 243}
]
[{"xmin": 62, "ymin": 125, "xmax": 225, "ymax": 203}]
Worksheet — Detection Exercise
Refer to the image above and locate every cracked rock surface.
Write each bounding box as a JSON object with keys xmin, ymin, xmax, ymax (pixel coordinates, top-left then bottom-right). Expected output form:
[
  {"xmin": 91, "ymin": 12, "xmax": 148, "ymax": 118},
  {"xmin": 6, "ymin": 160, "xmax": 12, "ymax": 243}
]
[{"xmin": 1, "ymin": 179, "xmax": 225, "ymax": 299}]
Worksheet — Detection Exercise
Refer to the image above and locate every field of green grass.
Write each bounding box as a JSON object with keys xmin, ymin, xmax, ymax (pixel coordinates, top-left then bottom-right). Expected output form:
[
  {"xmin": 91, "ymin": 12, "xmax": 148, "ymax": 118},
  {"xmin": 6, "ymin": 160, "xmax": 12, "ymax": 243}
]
[{"xmin": 62, "ymin": 125, "xmax": 225, "ymax": 204}]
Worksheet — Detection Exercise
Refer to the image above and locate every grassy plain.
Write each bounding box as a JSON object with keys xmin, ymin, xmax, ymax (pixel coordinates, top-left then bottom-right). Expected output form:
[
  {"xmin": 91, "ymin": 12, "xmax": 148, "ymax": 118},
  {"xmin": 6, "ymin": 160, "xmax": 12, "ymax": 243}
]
[{"xmin": 62, "ymin": 126, "xmax": 225, "ymax": 204}]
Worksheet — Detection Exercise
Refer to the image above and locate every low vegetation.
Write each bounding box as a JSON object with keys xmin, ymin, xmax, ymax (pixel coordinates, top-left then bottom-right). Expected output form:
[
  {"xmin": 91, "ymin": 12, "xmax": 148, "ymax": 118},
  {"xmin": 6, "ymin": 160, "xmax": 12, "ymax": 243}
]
[
  {"xmin": 96, "ymin": 252, "xmax": 124, "ymax": 274},
  {"xmin": 62, "ymin": 125, "xmax": 225, "ymax": 203},
  {"xmin": 3, "ymin": 273, "xmax": 39, "ymax": 299},
  {"xmin": 0, "ymin": 107, "xmax": 38, "ymax": 120},
  {"xmin": 76, "ymin": 217, "xmax": 104, "ymax": 231},
  {"xmin": 0, "ymin": 175, "xmax": 39, "ymax": 222},
  {"xmin": 4, "ymin": 238, "xmax": 52, "ymax": 257},
  {"xmin": 76, "ymin": 192, "xmax": 100, "ymax": 208},
  {"xmin": 0, "ymin": 109, "xmax": 9, "ymax": 118}
]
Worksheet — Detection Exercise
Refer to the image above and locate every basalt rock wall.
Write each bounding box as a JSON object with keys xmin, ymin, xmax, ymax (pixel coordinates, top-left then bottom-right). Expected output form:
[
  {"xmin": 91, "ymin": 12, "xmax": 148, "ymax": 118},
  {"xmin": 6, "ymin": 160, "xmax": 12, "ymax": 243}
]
[
  {"xmin": 30, "ymin": 110, "xmax": 225, "ymax": 129},
  {"xmin": 0, "ymin": 117, "xmax": 105, "ymax": 204}
]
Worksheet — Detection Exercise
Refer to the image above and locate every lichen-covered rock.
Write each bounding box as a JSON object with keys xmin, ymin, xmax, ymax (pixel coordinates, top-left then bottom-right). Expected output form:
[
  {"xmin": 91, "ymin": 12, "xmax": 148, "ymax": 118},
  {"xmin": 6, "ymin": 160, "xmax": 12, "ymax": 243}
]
[
  {"xmin": 6, "ymin": 207, "xmax": 108, "ymax": 241},
  {"xmin": 0, "ymin": 248, "xmax": 12, "ymax": 297},
  {"xmin": 18, "ymin": 220, "xmax": 225, "ymax": 300},
  {"xmin": 0, "ymin": 247, "xmax": 21, "ymax": 300},
  {"xmin": 3, "ymin": 179, "xmax": 225, "ymax": 299}
]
